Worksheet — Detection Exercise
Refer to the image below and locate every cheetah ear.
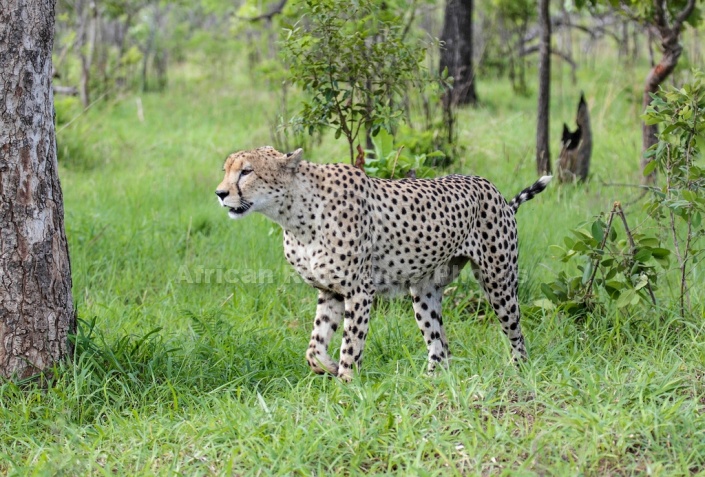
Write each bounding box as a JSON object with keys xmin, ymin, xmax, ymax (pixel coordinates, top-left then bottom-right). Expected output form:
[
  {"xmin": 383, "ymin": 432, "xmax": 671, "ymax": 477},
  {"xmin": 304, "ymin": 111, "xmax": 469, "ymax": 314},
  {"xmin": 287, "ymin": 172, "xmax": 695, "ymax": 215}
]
[{"xmin": 282, "ymin": 148, "xmax": 303, "ymax": 172}]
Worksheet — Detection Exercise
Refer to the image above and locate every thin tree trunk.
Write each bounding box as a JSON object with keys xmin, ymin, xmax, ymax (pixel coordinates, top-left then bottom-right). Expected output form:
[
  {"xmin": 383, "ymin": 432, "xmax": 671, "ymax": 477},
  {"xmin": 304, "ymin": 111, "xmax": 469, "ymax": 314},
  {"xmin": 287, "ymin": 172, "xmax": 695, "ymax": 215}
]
[
  {"xmin": 631, "ymin": 24, "xmax": 639, "ymax": 62},
  {"xmin": 77, "ymin": 0, "xmax": 97, "ymax": 108},
  {"xmin": 640, "ymin": 0, "xmax": 696, "ymax": 182},
  {"xmin": 619, "ymin": 20, "xmax": 629, "ymax": 59},
  {"xmin": 141, "ymin": 4, "xmax": 159, "ymax": 92},
  {"xmin": 536, "ymin": 0, "xmax": 551, "ymax": 175},
  {"xmin": 153, "ymin": 4, "xmax": 169, "ymax": 91},
  {"xmin": 0, "ymin": 0, "xmax": 76, "ymax": 379},
  {"xmin": 440, "ymin": 0, "xmax": 477, "ymax": 106},
  {"xmin": 641, "ymin": 38, "xmax": 681, "ymax": 171},
  {"xmin": 117, "ymin": 13, "xmax": 133, "ymax": 60}
]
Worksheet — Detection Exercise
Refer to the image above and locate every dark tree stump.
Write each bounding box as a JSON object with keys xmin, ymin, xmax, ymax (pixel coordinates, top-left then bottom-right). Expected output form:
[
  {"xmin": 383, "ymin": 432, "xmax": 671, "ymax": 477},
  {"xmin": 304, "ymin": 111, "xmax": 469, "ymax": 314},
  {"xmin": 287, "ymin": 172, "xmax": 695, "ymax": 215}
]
[{"xmin": 557, "ymin": 94, "xmax": 592, "ymax": 183}]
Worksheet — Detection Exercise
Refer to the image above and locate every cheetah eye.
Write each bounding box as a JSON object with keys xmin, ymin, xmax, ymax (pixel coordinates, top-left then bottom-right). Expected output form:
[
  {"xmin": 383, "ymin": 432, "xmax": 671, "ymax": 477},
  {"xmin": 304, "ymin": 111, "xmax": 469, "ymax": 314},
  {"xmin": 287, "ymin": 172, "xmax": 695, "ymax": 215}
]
[{"xmin": 240, "ymin": 169, "xmax": 253, "ymax": 177}]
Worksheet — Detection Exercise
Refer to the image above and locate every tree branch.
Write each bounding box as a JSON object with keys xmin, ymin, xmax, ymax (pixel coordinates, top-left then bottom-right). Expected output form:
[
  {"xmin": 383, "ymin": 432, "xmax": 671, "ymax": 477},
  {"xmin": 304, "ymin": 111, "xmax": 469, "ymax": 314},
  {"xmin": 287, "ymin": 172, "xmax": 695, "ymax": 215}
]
[
  {"xmin": 521, "ymin": 45, "xmax": 577, "ymax": 71},
  {"xmin": 524, "ymin": 14, "xmax": 622, "ymax": 44},
  {"xmin": 651, "ymin": 0, "xmax": 667, "ymax": 30},
  {"xmin": 53, "ymin": 85, "xmax": 78, "ymax": 96},
  {"xmin": 237, "ymin": 0, "xmax": 288, "ymax": 22},
  {"xmin": 401, "ymin": 0, "xmax": 418, "ymax": 42},
  {"xmin": 673, "ymin": 0, "xmax": 697, "ymax": 33}
]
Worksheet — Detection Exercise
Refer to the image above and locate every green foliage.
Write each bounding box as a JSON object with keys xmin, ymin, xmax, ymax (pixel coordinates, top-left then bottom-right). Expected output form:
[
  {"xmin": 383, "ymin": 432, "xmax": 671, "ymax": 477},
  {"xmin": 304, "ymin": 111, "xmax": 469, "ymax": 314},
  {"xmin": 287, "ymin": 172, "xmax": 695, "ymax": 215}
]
[
  {"xmin": 491, "ymin": 0, "xmax": 536, "ymax": 22},
  {"xmin": 476, "ymin": 0, "xmax": 535, "ymax": 94},
  {"xmin": 281, "ymin": 0, "xmax": 426, "ymax": 163},
  {"xmin": 120, "ymin": 45, "xmax": 143, "ymax": 67},
  {"xmin": 540, "ymin": 73, "xmax": 705, "ymax": 318},
  {"xmin": 54, "ymin": 97, "xmax": 100, "ymax": 170},
  {"xmin": 364, "ymin": 129, "xmax": 439, "ymax": 179},
  {"xmin": 576, "ymin": 0, "xmax": 702, "ymax": 27},
  {"xmin": 539, "ymin": 204, "xmax": 669, "ymax": 315},
  {"xmin": 395, "ymin": 123, "xmax": 458, "ymax": 168},
  {"xmin": 643, "ymin": 69, "xmax": 705, "ymax": 315},
  {"xmin": 53, "ymin": 96, "xmax": 82, "ymax": 126}
]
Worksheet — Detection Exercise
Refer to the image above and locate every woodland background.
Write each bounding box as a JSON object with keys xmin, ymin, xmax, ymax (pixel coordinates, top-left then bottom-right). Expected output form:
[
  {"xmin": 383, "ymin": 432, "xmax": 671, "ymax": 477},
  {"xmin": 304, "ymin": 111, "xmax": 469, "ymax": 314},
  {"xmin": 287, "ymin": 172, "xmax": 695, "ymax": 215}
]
[{"xmin": 1, "ymin": 0, "xmax": 705, "ymax": 474}]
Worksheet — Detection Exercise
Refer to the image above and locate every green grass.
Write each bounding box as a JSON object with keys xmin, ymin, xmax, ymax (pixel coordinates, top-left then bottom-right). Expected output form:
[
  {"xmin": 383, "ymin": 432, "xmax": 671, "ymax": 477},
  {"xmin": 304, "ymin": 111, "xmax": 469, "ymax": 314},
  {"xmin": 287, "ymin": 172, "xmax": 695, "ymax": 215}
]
[{"xmin": 1, "ymin": 55, "xmax": 705, "ymax": 476}]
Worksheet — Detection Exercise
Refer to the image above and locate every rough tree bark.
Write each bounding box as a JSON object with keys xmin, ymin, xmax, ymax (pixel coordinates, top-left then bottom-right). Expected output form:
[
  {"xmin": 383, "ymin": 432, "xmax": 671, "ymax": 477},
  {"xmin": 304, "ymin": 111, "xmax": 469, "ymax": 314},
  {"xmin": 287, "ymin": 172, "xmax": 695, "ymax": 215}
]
[
  {"xmin": 440, "ymin": 0, "xmax": 478, "ymax": 106},
  {"xmin": 641, "ymin": 0, "xmax": 696, "ymax": 181},
  {"xmin": 536, "ymin": 0, "xmax": 552, "ymax": 175},
  {"xmin": 0, "ymin": 0, "xmax": 76, "ymax": 379}
]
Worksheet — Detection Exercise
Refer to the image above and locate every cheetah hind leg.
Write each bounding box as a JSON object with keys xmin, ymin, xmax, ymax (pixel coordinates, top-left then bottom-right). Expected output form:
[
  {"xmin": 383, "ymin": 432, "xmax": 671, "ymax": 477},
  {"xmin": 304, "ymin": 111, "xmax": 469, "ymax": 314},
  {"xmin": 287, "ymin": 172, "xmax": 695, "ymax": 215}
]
[
  {"xmin": 306, "ymin": 290, "xmax": 344, "ymax": 375},
  {"xmin": 410, "ymin": 283, "xmax": 449, "ymax": 373},
  {"xmin": 471, "ymin": 260, "xmax": 528, "ymax": 363}
]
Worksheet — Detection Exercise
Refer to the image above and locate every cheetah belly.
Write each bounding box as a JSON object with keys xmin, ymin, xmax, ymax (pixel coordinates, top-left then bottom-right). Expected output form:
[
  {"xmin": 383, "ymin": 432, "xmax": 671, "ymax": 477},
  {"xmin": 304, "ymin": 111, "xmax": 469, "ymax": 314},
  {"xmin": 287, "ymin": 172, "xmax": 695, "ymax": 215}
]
[{"xmin": 282, "ymin": 232, "xmax": 347, "ymax": 292}]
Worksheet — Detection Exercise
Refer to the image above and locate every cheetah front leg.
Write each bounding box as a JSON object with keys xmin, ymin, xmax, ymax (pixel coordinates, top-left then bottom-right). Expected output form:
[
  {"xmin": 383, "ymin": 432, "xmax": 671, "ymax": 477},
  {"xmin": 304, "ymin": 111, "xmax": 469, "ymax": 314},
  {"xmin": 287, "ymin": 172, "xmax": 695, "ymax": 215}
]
[
  {"xmin": 337, "ymin": 286, "xmax": 374, "ymax": 382},
  {"xmin": 410, "ymin": 284, "xmax": 449, "ymax": 372},
  {"xmin": 306, "ymin": 290, "xmax": 344, "ymax": 375}
]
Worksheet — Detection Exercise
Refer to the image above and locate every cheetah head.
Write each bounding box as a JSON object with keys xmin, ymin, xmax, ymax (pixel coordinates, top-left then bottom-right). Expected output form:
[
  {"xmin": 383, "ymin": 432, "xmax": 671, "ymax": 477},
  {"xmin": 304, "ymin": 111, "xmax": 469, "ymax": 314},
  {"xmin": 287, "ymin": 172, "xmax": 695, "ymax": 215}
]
[{"xmin": 215, "ymin": 146, "xmax": 302, "ymax": 219}]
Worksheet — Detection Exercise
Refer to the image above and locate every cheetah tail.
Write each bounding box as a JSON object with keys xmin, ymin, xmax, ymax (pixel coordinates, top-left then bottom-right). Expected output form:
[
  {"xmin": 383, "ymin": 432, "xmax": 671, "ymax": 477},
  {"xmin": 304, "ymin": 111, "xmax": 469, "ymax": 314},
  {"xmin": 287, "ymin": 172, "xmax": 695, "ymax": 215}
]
[{"xmin": 508, "ymin": 175, "xmax": 552, "ymax": 213}]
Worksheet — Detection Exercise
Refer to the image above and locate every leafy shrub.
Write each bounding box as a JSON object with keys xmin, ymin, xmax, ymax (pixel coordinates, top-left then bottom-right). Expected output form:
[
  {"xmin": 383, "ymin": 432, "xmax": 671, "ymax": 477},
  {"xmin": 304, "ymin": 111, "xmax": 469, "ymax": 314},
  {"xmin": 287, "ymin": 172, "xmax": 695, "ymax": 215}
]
[
  {"xmin": 541, "ymin": 71, "xmax": 705, "ymax": 318},
  {"xmin": 281, "ymin": 0, "xmax": 426, "ymax": 164},
  {"xmin": 539, "ymin": 203, "xmax": 669, "ymax": 315},
  {"xmin": 643, "ymin": 69, "xmax": 705, "ymax": 316},
  {"xmin": 364, "ymin": 129, "xmax": 439, "ymax": 179}
]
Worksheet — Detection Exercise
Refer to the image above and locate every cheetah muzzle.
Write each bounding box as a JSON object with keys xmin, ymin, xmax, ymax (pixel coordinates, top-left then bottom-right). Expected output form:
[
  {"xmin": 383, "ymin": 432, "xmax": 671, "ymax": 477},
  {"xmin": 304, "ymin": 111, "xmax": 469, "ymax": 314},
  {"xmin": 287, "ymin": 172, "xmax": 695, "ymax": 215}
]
[{"xmin": 215, "ymin": 146, "xmax": 551, "ymax": 381}]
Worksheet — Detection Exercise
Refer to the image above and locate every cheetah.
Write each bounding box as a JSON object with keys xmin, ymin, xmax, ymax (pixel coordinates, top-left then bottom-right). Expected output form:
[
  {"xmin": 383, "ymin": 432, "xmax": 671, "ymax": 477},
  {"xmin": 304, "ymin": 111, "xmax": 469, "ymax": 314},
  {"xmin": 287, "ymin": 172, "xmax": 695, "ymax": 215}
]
[{"xmin": 215, "ymin": 146, "xmax": 551, "ymax": 381}]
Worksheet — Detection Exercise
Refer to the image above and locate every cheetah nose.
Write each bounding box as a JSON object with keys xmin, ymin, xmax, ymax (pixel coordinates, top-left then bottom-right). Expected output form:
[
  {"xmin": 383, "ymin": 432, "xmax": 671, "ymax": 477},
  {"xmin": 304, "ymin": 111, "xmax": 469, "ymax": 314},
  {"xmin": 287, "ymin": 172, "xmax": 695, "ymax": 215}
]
[{"xmin": 215, "ymin": 190, "xmax": 229, "ymax": 200}]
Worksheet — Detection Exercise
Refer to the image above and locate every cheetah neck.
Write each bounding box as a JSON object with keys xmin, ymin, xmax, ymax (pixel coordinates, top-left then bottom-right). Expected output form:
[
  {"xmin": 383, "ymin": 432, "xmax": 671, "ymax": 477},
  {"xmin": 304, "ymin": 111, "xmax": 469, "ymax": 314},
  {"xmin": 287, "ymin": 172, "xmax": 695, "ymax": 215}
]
[{"xmin": 260, "ymin": 163, "xmax": 321, "ymax": 242}]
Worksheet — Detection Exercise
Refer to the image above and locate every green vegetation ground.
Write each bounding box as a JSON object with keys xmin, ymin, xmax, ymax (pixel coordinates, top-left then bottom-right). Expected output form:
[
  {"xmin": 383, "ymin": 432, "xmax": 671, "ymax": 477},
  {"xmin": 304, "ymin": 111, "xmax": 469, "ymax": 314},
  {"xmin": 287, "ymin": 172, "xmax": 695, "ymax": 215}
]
[{"xmin": 1, "ymin": 56, "xmax": 705, "ymax": 476}]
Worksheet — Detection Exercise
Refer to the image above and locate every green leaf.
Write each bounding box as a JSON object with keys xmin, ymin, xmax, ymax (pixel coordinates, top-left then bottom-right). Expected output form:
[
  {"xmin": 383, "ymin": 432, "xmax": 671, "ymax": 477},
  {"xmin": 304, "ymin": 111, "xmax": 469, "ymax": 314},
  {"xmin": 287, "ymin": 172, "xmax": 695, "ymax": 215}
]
[
  {"xmin": 634, "ymin": 274, "xmax": 649, "ymax": 290},
  {"xmin": 605, "ymin": 280, "xmax": 626, "ymax": 290},
  {"xmin": 605, "ymin": 288, "xmax": 621, "ymax": 300},
  {"xmin": 682, "ymin": 190, "xmax": 697, "ymax": 202},
  {"xmin": 572, "ymin": 228, "xmax": 593, "ymax": 241},
  {"xmin": 591, "ymin": 220, "xmax": 605, "ymax": 243},
  {"xmin": 540, "ymin": 283, "xmax": 559, "ymax": 303},
  {"xmin": 572, "ymin": 241, "xmax": 589, "ymax": 252},
  {"xmin": 615, "ymin": 289, "xmax": 637, "ymax": 308},
  {"xmin": 650, "ymin": 248, "xmax": 670, "ymax": 259},
  {"xmin": 581, "ymin": 260, "xmax": 593, "ymax": 285},
  {"xmin": 638, "ymin": 237, "xmax": 659, "ymax": 247},
  {"xmin": 634, "ymin": 248, "xmax": 652, "ymax": 262},
  {"xmin": 660, "ymin": 124, "xmax": 678, "ymax": 135},
  {"xmin": 643, "ymin": 160, "xmax": 658, "ymax": 177},
  {"xmin": 533, "ymin": 298, "xmax": 556, "ymax": 310}
]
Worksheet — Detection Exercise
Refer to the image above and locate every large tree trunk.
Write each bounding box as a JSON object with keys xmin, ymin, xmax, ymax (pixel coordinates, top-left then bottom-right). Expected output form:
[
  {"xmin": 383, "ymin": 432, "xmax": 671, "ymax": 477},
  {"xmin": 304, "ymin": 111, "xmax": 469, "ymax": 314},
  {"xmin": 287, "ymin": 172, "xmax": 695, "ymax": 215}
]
[
  {"xmin": 440, "ymin": 0, "xmax": 477, "ymax": 106},
  {"xmin": 0, "ymin": 0, "xmax": 76, "ymax": 379},
  {"xmin": 536, "ymin": 0, "xmax": 552, "ymax": 175}
]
